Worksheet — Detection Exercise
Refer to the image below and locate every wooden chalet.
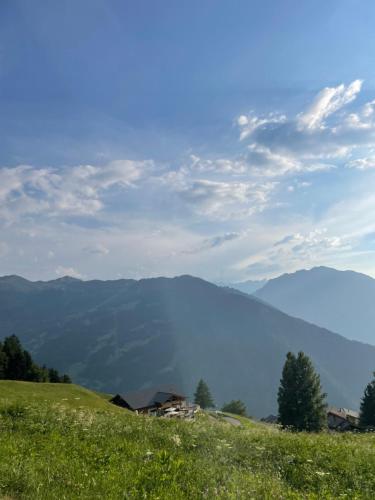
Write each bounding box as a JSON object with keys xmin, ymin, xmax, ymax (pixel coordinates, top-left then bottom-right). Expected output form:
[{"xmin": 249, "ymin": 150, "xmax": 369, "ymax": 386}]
[
  {"xmin": 327, "ymin": 407, "xmax": 360, "ymax": 431},
  {"xmin": 110, "ymin": 385, "xmax": 186, "ymax": 415}
]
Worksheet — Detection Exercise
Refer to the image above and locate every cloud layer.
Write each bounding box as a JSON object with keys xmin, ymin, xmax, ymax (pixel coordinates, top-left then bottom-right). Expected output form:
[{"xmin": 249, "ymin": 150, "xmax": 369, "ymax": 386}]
[{"xmin": 2, "ymin": 80, "xmax": 375, "ymax": 281}]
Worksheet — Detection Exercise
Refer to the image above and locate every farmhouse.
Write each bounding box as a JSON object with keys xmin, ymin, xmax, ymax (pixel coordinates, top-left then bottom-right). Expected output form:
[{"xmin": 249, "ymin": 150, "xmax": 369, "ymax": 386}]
[
  {"xmin": 110, "ymin": 385, "xmax": 187, "ymax": 416},
  {"xmin": 327, "ymin": 407, "xmax": 360, "ymax": 431}
]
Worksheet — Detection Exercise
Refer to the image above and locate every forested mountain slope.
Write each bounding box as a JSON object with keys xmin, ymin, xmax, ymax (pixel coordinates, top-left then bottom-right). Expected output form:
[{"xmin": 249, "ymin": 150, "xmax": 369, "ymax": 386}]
[{"xmin": 1, "ymin": 274, "xmax": 374, "ymax": 416}]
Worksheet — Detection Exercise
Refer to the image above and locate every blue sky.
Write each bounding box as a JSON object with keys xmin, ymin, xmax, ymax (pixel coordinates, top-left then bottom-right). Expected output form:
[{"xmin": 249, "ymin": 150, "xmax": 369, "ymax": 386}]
[{"xmin": 1, "ymin": 0, "xmax": 375, "ymax": 281}]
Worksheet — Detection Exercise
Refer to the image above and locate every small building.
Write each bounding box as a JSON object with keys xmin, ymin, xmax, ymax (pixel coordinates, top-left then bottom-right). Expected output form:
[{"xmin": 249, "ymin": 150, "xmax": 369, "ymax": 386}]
[
  {"xmin": 327, "ymin": 407, "xmax": 360, "ymax": 431},
  {"xmin": 110, "ymin": 385, "xmax": 186, "ymax": 416}
]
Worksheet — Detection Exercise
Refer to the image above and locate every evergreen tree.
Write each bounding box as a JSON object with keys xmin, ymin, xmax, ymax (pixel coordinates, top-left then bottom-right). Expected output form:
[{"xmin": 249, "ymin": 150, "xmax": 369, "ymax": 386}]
[
  {"xmin": 3, "ymin": 335, "xmax": 28, "ymax": 380},
  {"xmin": 278, "ymin": 351, "xmax": 327, "ymax": 432},
  {"xmin": 360, "ymin": 371, "xmax": 375, "ymax": 428},
  {"xmin": 194, "ymin": 379, "xmax": 214, "ymax": 409},
  {"xmin": 60, "ymin": 374, "xmax": 72, "ymax": 384},
  {"xmin": 221, "ymin": 399, "xmax": 247, "ymax": 416},
  {"xmin": 0, "ymin": 342, "xmax": 7, "ymax": 378},
  {"xmin": 0, "ymin": 334, "xmax": 72, "ymax": 384},
  {"xmin": 48, "ymin": 368, "xmax": 61, "ymax": 383}
]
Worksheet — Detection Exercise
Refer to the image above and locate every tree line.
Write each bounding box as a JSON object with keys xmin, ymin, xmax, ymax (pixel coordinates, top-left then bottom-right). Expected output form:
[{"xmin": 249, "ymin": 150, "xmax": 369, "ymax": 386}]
[
  {"xmin": 193, "ymin": 379, "xmax": 247, "ymax": 416},
  {"xmin": 193, "ymin": 352, "xmax": 375, "ymax": 431},
  {"xmin": 0, "ymin": 335, "xmax": 71, "ymax": 383}
]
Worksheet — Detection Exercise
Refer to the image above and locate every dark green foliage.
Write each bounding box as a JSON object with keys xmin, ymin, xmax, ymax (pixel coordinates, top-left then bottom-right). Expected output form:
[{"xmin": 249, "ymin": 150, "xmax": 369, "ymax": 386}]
[
  {"xmin": 2, "ymin": 336, "xmax": 31, "ymax": 380},
  {"xmin": 0, "ymin": 344, "xmax": 6, "ymax": 379},
  {"xmin": 278, "ymin": 352, "xmax": 327, "ymax": 432},
  {"xmin": 194, "ymin": 379, "xmax": 214, "ymax": 409},
  {"xmin": 222, "ymin": 400, "xmax": 247, "ymax": 416},
  {"xmin": 60, "ymin": 374, "xmax": 72, "ymax": 383},
  {"xmin": 0, "ymin": 335, "xmax": 71, "ymax": 383},
  {"xmin": 48, "ymin": 368, "xmax": 61, "ymax": 383},
  {"xmin": 360, "ymin": 371, "xmax": 375, "ymax": 428}
]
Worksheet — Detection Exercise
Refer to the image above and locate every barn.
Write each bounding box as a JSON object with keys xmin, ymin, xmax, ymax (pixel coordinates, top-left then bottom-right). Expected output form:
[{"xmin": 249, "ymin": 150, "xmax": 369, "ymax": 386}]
[{"xmin": 110, "ymin": 385, "xmax": 186, "ymax": 415}]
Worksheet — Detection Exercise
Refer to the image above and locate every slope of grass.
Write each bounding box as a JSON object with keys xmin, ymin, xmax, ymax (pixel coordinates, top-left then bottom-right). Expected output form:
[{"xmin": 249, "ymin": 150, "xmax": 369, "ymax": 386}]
[
  {"xmin": 1, "ymin": 382, "xmax": 375, "ymax": 499},
  {"xmin": 0, "ymin": 380, "xmax": 117, "ymax": 411}
]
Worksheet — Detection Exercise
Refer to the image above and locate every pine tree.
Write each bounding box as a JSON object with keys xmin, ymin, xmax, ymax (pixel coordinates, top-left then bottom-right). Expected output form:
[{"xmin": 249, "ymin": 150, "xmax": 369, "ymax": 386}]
[
  {"xmin": 194, "ymin": 379, "xmax": 214, "ymax": 409},
  {"xmin": 221, "ymin": 399, "xmax": 247, "ymax": 416},
  {"xmin": 61, "ymin": 374, "xmax": 72, "ymax": 384},
  {"xmin": 278, "ymin": 351, "xmax": 327, "ymax": 431},
  {"xmin": 2, "ymin": 335, "xmax": 28, "ymax": 380},
  {"xmin": 360, "ymin": 371, "xmax": 375, "ymax": 428},
  {"xmin": 48, "ymin": 368, "xmax": 61, "ymax": 383},
  {"xmin": 0, "ymin": 334, "xmax": 72, "ymax": 384},
  {"xmin": 0, "ymin": 342, "xmax": 7, "ymax": 379}
]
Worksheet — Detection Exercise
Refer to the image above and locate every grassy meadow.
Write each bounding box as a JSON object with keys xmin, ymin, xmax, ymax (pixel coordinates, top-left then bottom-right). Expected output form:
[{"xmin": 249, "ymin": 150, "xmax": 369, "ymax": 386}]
[{"xmin": 1, "ymin": 381, "xmax": 375, "ymax": 499}]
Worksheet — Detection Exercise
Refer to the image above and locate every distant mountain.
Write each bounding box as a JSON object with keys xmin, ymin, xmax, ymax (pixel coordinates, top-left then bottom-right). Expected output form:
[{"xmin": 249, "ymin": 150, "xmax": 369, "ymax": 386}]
[
  {"xmin": 255, "ymin": 266, "xmax": 375, "ymax": 345},
  {"xmin": 220, "ymin": 279, "xmax": 267, "ymax": 295},
  {"xmin": 1, "ymin": 274, "xmax": 374, "ymax": 417}
]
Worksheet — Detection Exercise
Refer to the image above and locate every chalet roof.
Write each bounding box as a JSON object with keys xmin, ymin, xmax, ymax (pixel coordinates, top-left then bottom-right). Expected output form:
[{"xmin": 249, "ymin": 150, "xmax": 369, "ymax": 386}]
[
  {"xmin": 341, "ymin": 408, "xmax": 360, "ymax": 419},
  {"xmin": 114, "ymin": 385, "xmax": 185, "ymax": 410},
  {"xmin": 327, "ymin": 408, "xmax": 347, "ymax": 419},
  {"xmin": 328, "ymin": 407, "xmax": 360, "ymax": 420}
]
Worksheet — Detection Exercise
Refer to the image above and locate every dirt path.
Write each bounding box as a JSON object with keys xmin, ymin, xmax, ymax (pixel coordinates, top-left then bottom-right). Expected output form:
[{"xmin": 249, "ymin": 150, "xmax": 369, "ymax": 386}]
[{"xmin": 222, "ymin": 416, "xmax": 242, "ymax": 427}]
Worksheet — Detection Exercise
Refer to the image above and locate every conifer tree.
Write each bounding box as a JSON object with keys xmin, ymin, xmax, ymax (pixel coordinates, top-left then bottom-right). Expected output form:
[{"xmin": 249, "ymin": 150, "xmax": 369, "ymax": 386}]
[
  {"xmin": 3, "ymin": 335, "xmax": 29, "ymax": 380},
  {"xmin": 0, "ymin": 334, "xmax": 71, "ymax": 383},
  {"xmin": 278, "ymin": 351, "xmax": 327, "ymax": 431},
  {"xmin": 61, "ymin": 374, "xmax": 72, "ymax": 384},
  {"xmin": 48, "ymin": 368, "xmax": 61, "ymax": 383},
  {"xmin": 360, "ymin": 371, "xmax": 375, "ymax": 428},
  {"xmin": 0, "ymin": 342, "xmax": 7, "ymax": 378},
  {"xmin": 221, "ymin": 399, "xmax": 247, "ymax": 416},
  {"xmin": 194, "ymin": 379, "xmax": 214, "ymax": 409}
]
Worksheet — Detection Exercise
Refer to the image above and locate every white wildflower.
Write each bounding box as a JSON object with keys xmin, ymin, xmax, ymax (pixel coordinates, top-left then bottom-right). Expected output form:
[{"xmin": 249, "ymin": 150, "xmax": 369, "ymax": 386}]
[{"xmin": 171, "ymin": 434, "xmax": 181, "ymax": 446}]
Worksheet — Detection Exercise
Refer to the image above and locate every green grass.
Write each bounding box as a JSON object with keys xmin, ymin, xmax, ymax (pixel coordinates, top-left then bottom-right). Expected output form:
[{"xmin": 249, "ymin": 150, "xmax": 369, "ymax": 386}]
[
  {"xmin": 1, "ymin": 382, "xmax": 375, "ymax": 499},
  {"xmin": 0, "ymin": 381, "xmax": 118, "ymax": 411}
]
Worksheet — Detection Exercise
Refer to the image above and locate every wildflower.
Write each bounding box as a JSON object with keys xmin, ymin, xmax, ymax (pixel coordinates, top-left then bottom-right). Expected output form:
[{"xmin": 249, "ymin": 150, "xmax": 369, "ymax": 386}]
[
  {"xmin": 171, "ymin": 434, "xmax": 181, "ymax": 446},
  {"xmin": 315, "ymin": 470, "xmax": 330, "ymax": 476}
]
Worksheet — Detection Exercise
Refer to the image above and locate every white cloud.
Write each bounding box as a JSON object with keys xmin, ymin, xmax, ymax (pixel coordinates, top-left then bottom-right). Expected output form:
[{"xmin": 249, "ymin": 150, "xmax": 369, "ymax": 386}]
[
  {"xmin": 82, "ymin": 243, "xmax": 110, "ymax": 255},
  {"xmin": 297, "ymin": 80, "xmax": 362, "ymax": 130},
  {"xmin": 178, "ymin": 179, "xmax": 275, "ymax": 218},
  {"xmin": 234, "ymin": 229, "xmax": 353, "ymax": 279},
  {"xmin": 188, "ymin": 154, "xmax": 247, "ymax": 174},
  {"xmin": 0, "ymin": 159, "xmax": 151, "ymax": 223},
  {"xmin": 235, "ymin": 79, "xmax": 375, "ymax": 183},
  {"xmin": 3, "ymin": 80, "xmax": 375, "ymax": 283},
  {"xmin": 182, "ymin": 232, "xmax": 241, "ymax": 255},
  {"xmin": 347, "ymin": 156, "xmax": 375, "ymax": 170},
  {"xmin": 55, "ymin": 265, "xmax": 84, "ymax": 279},
  {"xmin": 237, "ymin": 112, "xmax": 286, "ymax": 141}
]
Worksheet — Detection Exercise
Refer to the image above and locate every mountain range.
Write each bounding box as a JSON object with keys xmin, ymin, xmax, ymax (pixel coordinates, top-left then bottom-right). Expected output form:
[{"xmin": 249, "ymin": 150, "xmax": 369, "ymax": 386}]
[
  {"xmin": 255, "ymin": 266, "xmax": 375, "ymax": 345},
  {"xmin": 219, "ymin": 279, "xmax": 267, "ymax": 295},
  {"xmin": 1, "ymin": 273, "xmax": 374, "ymax": 417}
]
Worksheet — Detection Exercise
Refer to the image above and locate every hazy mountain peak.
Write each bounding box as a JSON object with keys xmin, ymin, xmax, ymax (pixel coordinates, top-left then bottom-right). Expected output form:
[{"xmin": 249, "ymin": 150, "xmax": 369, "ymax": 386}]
[
  {"xmin": 256, "ymin": 267, "xmax": 375, "ymax": 344},
  {"xmin": 51, "ymin": 276, "xmax": 82, "ymax": 283}
]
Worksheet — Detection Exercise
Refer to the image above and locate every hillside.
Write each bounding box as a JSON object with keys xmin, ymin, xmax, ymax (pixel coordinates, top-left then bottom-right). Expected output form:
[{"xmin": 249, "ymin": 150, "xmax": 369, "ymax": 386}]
[
  {"xmin": 1, "ymin": 274, "xmax": 375, "ymax": 417},
  {"xmin": 0, "ymin": 380, "xmax": 114, "ymax": 411},
  {"xmin": 255, "ymin": 266, "xmax": 375, "ymax": 345},
  {"xmin": 1, "ymin": 382, "xmax": 375, "ymax": 498}
]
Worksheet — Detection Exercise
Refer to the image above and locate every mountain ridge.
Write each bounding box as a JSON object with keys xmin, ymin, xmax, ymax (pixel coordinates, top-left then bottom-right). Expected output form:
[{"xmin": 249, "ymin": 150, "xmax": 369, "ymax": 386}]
[
  {"xmin": 1, "ymin": 273, "xmax": 375, "ymax": 416},
  {"xmin": 255, "ymin": 266, "xmax": 375, "ymax": 345}
]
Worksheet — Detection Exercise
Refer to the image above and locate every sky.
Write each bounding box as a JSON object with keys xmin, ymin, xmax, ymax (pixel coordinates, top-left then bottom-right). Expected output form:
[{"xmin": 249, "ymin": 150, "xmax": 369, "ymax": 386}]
[{"xmin": 1, "ymin": 0, "xmax": 375, "ymax": 282}]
